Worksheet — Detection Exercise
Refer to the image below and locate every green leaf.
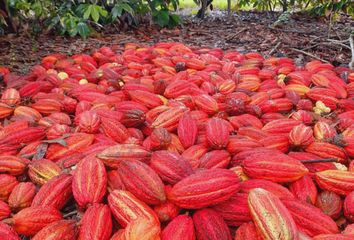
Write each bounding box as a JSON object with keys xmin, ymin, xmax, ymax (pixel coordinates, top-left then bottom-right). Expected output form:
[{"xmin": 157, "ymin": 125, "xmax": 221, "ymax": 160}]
[
  {"xmin": 170, "ymin": 14, "xmax": 181, "ymax": 26},
  {"xmin": 64, "ymin": 17, "xmax": 78, "ymax": 37},
  {"xmin": 121, "ymin": 3, "xmax": 134, "ymax": 15},
  {"xmin": 46, "ymin": 15, "xmax": 60, "ymax": 30},
  {"xmin": 154, "ymin": 10, "xmax": 169, "ymax": 27},
  {"xmin": 91, "ymin": 5, "xmax": 100, "ymax": 22},
  {"xmin": 112, "ymin": 4, "xmax": 123, "ymax": 19},
  {"xmin": 31, "ymin": 2, "xmax": 43, "ymax": 17},
  {"xmin": 77, "ymin": 22, "xmax": 90, "ymax": 39},
  {"xmin": 83, "ymin": 5, "xmax": 92, "ymax": 20},
  {"xmin": 171, "ymin": 0, "xmax": 179, "ymax": 11},
  {"xmin": 98, "ymin": 6, "xmax": 108, "ymax": 18}
]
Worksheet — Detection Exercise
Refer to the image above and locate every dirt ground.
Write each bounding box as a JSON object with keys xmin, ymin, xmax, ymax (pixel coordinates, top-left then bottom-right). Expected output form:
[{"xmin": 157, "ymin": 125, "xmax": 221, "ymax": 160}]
[{"xmin": 0, "ymin": 11, "xmax": 353, "ymax": 74}]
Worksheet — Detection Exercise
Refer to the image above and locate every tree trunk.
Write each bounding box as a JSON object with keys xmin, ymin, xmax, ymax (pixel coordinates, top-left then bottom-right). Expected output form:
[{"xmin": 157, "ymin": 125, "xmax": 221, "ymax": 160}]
[
  {"xmin": 0, "ymin": 0, "xmax": 16, "ymax": 33},
  {"xmin": 227, "ymin": 0, "xmax": 231, "ymax": 17},
  {"xmin": 281, "ymin": 0, "xmax": 288, "ymax": 12}
]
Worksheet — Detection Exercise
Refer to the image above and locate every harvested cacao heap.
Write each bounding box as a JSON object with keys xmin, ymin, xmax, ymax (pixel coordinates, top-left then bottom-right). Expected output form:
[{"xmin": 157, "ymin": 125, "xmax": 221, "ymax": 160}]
[{"xmin": 0, "ymin": 42, "xmax": 354, "ymax": 239}]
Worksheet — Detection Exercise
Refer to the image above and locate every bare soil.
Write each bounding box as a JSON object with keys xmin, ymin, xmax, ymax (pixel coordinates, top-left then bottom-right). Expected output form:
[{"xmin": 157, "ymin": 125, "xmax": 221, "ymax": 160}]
[{"xmin": 0, "ymin": 11, "xmax": 353, "ymax": 74}]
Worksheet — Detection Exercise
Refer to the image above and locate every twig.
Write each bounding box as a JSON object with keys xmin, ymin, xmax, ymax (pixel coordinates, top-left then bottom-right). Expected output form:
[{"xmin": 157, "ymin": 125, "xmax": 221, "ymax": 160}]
[
  {"xmin": 63, "ymin": 210, "xmax": 78, "ymax": 219},
  {"xmin": 309, "ymin": 36, "xmax": 322, "ymax": 44},
  {"xmin": 349, "ymin": 34, "xmax": 354, "ymax": 70},
  {"xmin": 268, "ymin": 41, "xmax": 281, "ymax": 56},
  {"xmin": 327, "ymin": 39, "xmax": 351, "ymax": 50},
  {"xmin": 301, "ymin": 158, "xmax": 337, "ymax": 164},
  {"xmin": 301, "ymin": 43, "xmax": 320, "ymax": 51},
  {"xmin": 268, "ymin": 25, "xmax": 315, "ymax": 35},
  {"xmin": 327, "ymin": 2, "xmax": 334, "ymax": 39},
  {"xmin": 290, "ymin": 48, "xmax": 330, "ymax": 63},
  {"xmin": 225, "ymin": 28, "xmax": 246, "ymax": 41},
  {"xmin": 327, "ymin": 38, "xmax": 349, "ymax": 43}
]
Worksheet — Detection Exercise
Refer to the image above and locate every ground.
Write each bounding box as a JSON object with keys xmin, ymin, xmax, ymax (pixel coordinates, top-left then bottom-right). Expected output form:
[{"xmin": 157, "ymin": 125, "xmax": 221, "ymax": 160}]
[{"xmin": 0, "ymin": 11, "xmax": 353, "ymax": 74}]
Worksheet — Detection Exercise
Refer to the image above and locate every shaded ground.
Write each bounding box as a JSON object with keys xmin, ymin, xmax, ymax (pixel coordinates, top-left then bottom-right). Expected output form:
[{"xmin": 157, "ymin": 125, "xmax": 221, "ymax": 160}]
[{"xmin": 0, "ymin": 11, "xmax": 353, "ymax": 74}]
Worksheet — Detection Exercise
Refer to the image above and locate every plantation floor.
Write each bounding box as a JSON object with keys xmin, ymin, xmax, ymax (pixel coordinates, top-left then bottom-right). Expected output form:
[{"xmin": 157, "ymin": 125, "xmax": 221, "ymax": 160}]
[{"xmin": 0, "ymin": 11, "xmax": 353, "ymax": 74}]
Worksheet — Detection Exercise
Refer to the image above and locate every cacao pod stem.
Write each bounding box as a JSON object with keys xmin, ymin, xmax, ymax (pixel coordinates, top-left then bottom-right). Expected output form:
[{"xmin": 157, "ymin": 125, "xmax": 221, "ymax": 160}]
[{"xmin": 300, "ymin": 158, "xmax": 337, "ymax": 164}]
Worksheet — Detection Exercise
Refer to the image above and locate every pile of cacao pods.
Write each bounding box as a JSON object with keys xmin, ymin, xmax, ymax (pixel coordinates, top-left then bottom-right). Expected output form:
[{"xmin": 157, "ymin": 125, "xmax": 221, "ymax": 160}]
[{"xmin": 0, "ymin": 42, "xmax": 354, "ymax": 240}]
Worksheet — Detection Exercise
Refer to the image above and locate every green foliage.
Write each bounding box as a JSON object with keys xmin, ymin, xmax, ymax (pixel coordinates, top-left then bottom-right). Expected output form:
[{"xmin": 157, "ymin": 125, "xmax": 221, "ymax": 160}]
[
  {"xmin": 148, "ymin": 0, "xmax": 180, "ymax": 27},
  {"xmin": 310, "ymin": 0, "xmax": 354, "ymax": 17},
  {"xmin": 1, "ymin": 0, "xmax": 352, "ymax": 38},
  {"xmin": 234, "ymin": 0, "xmax": 354, "ymax": 16},
  {"xmin": 2, "ymin": 0, "xmax": 181, "ymax": 37}
]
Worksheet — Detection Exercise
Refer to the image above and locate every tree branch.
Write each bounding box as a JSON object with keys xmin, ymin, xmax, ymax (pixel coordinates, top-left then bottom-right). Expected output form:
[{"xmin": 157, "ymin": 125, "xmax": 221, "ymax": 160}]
[{"xmin": 349, "ymin": 34, "xmax": 354, "ymax": 70}]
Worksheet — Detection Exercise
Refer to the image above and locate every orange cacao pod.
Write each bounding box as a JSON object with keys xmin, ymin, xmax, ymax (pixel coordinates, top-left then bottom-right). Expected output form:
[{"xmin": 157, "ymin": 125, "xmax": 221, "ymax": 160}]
[
  {"xmin": 108, "ymin": 190, "xmax": 158, "ymax": 227},
  {"xmin": 78, "ymin": 110, "xmax": 101, "ymax": 133},
  {"xmin": 234, "ymin": 222, "xmax": 262, "ymax": 240},
  {"xmin": 0, "ymin": 174, "xmax": 18, "ymax": 201},
  {"xmin": 13, "ymin": 106, "xmax": 42, "ymax": 122},
  {"xmin": 31, "ymin": 173, "xmax": 72, "ymax": 210},
  {"xmin": 0, "ymin": 155, "xmax": 28, "ymax": 176},
  {"xmin": 315, "ymin": 170, "xmax": 354, "ymax": 195},
  {"xmin": 46, "ymin": 124, "xmax": 71, "ymax": 140},
  {"xmin": 289, "ymin": 175, "xmax": 318, "ymax": 204},
  {"xmin": 262, "ymin": 119, "xmax": 301, "ymax": 135},
  {"xmin": 313, "ymin": 121, "xmax": 336, "ymax": 140},
  {"xmin": 100, "ymin": 117, "xmax": 129, "ymax": 143},
  {"xmin": 282, "ymin": 198, "xmax": 339, "ymax": 237},
  {"xmin": 0, "ymin": 127, "xmax": 45, "ymax": 145},
  {"xmin": 289, "ymin": 124, "xmax": 314, "ymax": 147},
  {"xmin": 193, "ymin": 208, "xmax": 232, "ymax": 240},
  {"xmin": 107, "ymin": 170, "xmax": 126, "ymax": 192},
  {"xmin": 242, "ymin": 152, "xmax": 308, "ymax": 182},
  {"xmin": 199, "ymin": 150, "xmax": 231, "ymax": 169},
  {"xmin": 167, "ymin": 168, "xmax": 240, "ymax": 209},
  {"xmin": 344, "ymin": 191, "xmax": 354, "ymax": 222},
  {"xmin": 161, "ymin": 214, "xmax": 195, "ymax": 240},
  {"xmin": 129, "ymin": 90, "xmax": 164, "ymax": 109},
  {"xmin": 316, "ymin": 190, "xmax": 342, "ymax": 219},
  {"xmin": 31, "ymin": 99, "xmax": 62, "ymax": 115},
  {"xmin": 343, "ymin": 136, "xmax": 354, "ymax": 158},
  {"xmin": 206, "ymin": 117, "xmax": 230, "ymax": 149},
  {"xmin": 248, "ymin": 188, "xmax": 299, "ymax": 240},
  {"xmin": 240, "ymin": 179, "xmax": 294, "ymax": 198},
  {"xmin": 150, "ymin": 150, "xmax": 194, "ymax": 185},
  {"xmin": 97, "ymin": 144, "xmax": 151, "ymax": 168},
  {"xmin": 32, "ymin": 220, "xmax": 78, "ymax": 240},
  {"xmin": 153, "ymin": 197, "xmax": 180, "ymax": 222},
  {"xmin": 46, "ymin": 133, "xmax": 94, "ymax": 161},
  {"xmin": 164, "ymin": 80, "xmax": 193, "ymax": 99},
  {"xmin": 343, "ymin": 223, "xmax": 354, "ymax": 235},
  {"xmin": 177, "ymin": 112, "xmax": 198, "ymax": 149},
  {"xmin": 117, "ymin": 160, "xmax": 166, "ymax": 205},
  {"xmin": 1, "ymin": 88, "xmax": 20, "ymax": 106},
  {"xmin": 181, "ymin": 144, "xmax": 208, "ymax": 169},
  {"xmin": 0, "ymin": 222, "xmax": 20, "ymax": 240},
  {"xmin": 227, "ymin": 136, "xmax": 263, "ymax": 155},
  {"xmin": 312, "ymin": 234, "xmax": 354, "ymax": 240},
  {"xmin": 78, "ymin": 204, "xmax": 112, "ymax": 240},
  {"xmin": 0, "ymin": 200, "xmax": 10, "ymax": 220},
  {"xmin": 123, "ymin": 218, "xmax": 161, "ymax": 240},
  {"xmin": 0, "ymin": 103, "xmax": 14, "ymax": 119},
  {"xmin": 150, "ymin": 127, "xmax": 171, "ymax": 150},
  {"xmin": 194, "ymin": 94, "xmax": 219, "ymax": 115},
  {"xmin": 8, "ymin": 182, "xmax": 36, "ymax": 212},
  {"xmin": 72, "ymin": 156, "xmax": 107, "ymax": 208},
  {"xmin": 28, "ymin": 159, "xmax": 61, "ymax": 185},
  {"xmin": 111, "ymin": 230, "xmax": 125, "ymax": 240},
  {"xmin": 151, "ymin": 106, "xmax": 188, "ymax": 131},
  {"xmin": 260, "ymin": 134, "xmax": 290, "ymax": 153},
  {"xmin": 120, "ymin": 109, "xmax": 146, "ymax": 128},
  {"xmin": 212, "ymin": 193, "xmax": 251, "ymax": 226},
  {"xmin": 12, "ymin": 206, "xmax": 62, "ymax": 236}
]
